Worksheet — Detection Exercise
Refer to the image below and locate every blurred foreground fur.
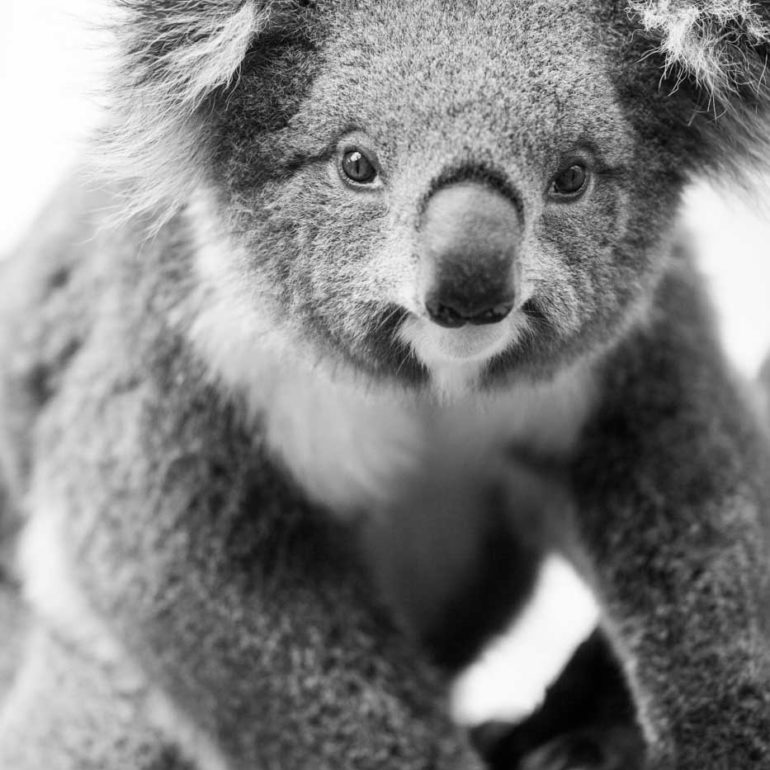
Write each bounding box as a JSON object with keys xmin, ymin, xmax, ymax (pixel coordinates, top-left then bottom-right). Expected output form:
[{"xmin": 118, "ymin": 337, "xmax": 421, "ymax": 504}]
[{"xmin": 1, "ymin": 1, "xmax": 770, "ymax": 769}]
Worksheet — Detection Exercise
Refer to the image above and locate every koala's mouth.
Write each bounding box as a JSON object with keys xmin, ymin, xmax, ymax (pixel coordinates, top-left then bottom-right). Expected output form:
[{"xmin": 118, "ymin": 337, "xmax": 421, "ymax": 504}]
[
  {"xmin": 391, "ymin": 310, "xmax": 529, "ymax": 398},
  {"xmin": 399, "ymin": 309, "xmax": 529, "ymax": 368},
  {"xmin": 402, "ymin": 316, "xmax": 510, "ymax": 363}
]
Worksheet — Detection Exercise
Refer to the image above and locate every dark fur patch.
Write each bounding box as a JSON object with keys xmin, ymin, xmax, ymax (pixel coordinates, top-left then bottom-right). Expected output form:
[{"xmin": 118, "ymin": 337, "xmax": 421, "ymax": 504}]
[{"xmin": 420, "ymin": 508, "xmax": 540, "ymax": 672}]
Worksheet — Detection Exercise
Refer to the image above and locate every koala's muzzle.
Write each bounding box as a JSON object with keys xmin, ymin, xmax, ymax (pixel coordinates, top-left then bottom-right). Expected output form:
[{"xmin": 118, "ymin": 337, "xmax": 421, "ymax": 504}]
[{"xmin": 420, "ymin": 183, "xmax": 519, "ymax": 329}]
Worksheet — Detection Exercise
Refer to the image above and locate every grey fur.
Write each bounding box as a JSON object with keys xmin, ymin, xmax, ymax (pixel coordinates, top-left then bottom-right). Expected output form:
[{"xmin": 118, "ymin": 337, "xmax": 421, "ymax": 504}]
[{"xmin": 1, "ymin": 1, "xmax": 770, "ymax": 768}]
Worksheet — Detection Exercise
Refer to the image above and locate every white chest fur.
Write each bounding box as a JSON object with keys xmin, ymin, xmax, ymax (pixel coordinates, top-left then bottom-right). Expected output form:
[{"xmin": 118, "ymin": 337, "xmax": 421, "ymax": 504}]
[
  {"xmin": 268, "ymin": 362, "xmax": 596, "ymax": 513},
  {"xmin": 191, "ymin": 285, "xmax": 596, "ymax": 514}
]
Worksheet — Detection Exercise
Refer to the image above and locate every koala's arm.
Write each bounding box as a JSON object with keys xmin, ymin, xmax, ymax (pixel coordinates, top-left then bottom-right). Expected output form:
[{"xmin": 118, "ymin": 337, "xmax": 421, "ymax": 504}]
[
  {"xmin": 571, "ymin": 261, "xmax": 770, "ymax": 767},
  {"xmin": 0, "ymin": 209, "xmax": 483, "ymax": 770}
]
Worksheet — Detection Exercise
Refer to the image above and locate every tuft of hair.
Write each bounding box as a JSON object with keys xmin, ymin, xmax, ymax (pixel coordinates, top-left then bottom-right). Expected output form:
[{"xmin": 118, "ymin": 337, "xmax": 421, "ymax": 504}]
[
  {"xmin": 630, "ymin": 1, "xmax": 770, "ymax": 180},
  {"xmin": 97, "ymin": 1, "xmax": 273, "ymax": 228}
]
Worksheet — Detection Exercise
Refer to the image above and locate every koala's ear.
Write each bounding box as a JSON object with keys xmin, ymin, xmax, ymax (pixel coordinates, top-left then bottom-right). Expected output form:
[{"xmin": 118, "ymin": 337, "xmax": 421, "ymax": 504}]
[
  {"xmin": 101, "ymin": 1, "xmax": 279, "ymax": 226},
  {"xmin": 629, "ymin": 1, "xmax": 770, "ymax": 178}
]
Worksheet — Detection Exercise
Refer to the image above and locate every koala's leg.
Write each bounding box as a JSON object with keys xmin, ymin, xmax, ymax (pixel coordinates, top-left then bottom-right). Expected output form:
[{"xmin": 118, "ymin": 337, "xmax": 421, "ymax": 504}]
[
  {"xmin": 567, "ymin": 283, "xmax": 770, "ymax": 768},
  {"xmin": 0, "ymin": 627, "xmax": 192, "ymax": 770}
]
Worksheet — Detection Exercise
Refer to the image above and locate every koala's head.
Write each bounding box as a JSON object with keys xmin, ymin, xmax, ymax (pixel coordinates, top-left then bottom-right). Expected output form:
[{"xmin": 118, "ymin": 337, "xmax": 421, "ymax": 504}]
[{"xmin": 109, "ymin": 0, "xmax": 770, "ymax": 399}]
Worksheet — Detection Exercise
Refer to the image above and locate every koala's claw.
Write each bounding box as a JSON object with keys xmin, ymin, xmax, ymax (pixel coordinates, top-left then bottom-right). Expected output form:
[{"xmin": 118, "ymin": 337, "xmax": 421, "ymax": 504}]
[
  {"xmin": 473, "ymin": 722, "xmax": 645, "ymax": 770},
  {"xmin": 517, "ymin": 727, "xmax": 645, "ymax": 770}
]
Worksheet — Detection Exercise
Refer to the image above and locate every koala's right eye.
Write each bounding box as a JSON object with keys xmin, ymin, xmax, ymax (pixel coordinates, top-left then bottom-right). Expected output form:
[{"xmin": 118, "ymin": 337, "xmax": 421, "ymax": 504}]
[
  {"xmin": 340, "ymin": 148, "xmax": 379, "ymax": 186},
  {"xmin": 548, "ymin": 162, "xmax": 589, "ymax": 200}
]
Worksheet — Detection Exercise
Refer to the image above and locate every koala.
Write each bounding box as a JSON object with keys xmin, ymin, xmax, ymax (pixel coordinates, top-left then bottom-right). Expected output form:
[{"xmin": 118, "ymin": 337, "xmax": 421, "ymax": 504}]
[{"xmin": 1, "ymin": 1, "xmax": 770, "ymax": 769}]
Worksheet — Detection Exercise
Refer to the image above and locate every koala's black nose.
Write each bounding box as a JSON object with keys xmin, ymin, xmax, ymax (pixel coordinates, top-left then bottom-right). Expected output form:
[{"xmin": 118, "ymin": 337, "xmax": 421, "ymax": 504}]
[{"xmin": 419, "ymin": 182, "xmax": 519, "ymax": 329}]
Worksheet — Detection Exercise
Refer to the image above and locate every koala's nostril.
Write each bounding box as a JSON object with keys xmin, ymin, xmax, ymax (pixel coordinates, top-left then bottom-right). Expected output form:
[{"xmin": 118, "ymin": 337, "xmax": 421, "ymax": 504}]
[
  {"xmin": 425, "ymin": 295, "xmax": 514, "ymax": 328},
  {"xmin": 425, "ymin": 298, "xmax": 468, "ymax": 328},
  {"xmin": 474, "ymin": 301, "xmax": 515, "ymax": 325}
]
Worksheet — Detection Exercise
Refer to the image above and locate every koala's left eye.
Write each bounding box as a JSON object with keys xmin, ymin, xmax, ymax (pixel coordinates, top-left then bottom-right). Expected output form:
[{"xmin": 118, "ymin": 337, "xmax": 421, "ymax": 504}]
[
  {"xmin": 548, "ymin": 163, "xmax": 589, "ymax": 200},
  {"xmin": 340, "ymin": 149, "xmax": 379, "ymax": 185}
]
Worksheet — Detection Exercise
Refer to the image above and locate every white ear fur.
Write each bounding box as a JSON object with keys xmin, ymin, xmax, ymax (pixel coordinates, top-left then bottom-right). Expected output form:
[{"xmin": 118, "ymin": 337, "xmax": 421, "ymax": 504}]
[
  {"xmin": 99, "ymin": 1, "xmax": 271, "ymax": 227},
  {"xmin": 630, "ymin": 1, "xmax": 770, "ymax": 182},
  {"xmin": 631, "ymin": 1, "xmax": 770, "ymax": 103}
]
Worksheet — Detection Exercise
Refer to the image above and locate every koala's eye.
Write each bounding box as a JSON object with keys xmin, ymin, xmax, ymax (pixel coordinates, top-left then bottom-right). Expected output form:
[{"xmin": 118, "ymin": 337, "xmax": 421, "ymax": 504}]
[
  {"xmin": 548, "ymin": 163, "xmax": 589, "ymax": 200},
  {"xmin": 340, "ymin": 149, "xmax": 378, "ymax": 185}
]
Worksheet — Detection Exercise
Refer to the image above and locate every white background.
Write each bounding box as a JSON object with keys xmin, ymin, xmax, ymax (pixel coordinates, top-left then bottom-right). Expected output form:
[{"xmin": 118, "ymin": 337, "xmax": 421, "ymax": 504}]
[{"xmin": 2, "ymin": 0, "xmax": 770, "ymax": 725}]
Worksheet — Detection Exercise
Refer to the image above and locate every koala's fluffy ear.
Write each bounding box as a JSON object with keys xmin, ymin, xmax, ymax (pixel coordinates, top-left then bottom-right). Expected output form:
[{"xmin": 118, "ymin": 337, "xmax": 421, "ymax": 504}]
[
  {"xmin": 629, "ymin": 1, "xmax": 770, "ymax": 178},
  {"xmin": 102, "ymin": 1, "xmax": 278, "ymax": 225}
]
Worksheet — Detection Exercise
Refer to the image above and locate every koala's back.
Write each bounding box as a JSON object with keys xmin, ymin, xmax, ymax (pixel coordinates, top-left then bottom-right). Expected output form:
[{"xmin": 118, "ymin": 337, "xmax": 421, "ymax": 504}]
[
  {"xmin": 0, "ymin": 178, "xmax": 108, "ymax": 495},
  {"xmin": 0, "ymin": 180, "xmax": 112, "ymax": 706},
  {"xmin": 0, "ymin": 174, "xmax": 192, "ymax": 492},
  {"xmin": 0, "ymin": 582, "xmax": 28, "ymax": 708}
]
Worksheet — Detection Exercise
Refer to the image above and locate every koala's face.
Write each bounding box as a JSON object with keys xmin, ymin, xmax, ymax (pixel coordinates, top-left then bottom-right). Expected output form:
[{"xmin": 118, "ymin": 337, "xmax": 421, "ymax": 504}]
[{"xmin": 203, "ymin": 0, "xmax": 693, "ymax": 397}]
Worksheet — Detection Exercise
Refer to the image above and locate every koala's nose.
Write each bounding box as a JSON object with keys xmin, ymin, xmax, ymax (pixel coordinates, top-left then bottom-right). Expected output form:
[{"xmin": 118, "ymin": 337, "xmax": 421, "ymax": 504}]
[{"xmin": 419, "ymin": 182, "xmax": 519, "ymax": 329}]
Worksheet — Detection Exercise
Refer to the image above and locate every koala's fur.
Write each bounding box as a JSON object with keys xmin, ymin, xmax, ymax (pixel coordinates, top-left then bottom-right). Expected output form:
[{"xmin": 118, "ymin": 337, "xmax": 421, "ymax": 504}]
[{"xmin": 1, "ymin": 1, "xmax": 770, "ymax": 768}]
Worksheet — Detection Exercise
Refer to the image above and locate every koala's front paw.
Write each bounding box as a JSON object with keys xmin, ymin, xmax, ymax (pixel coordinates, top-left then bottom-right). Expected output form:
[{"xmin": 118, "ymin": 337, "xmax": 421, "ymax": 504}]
[{"xmin": 517, "ymin": 726, "xmax": 645, "ymax": 770}]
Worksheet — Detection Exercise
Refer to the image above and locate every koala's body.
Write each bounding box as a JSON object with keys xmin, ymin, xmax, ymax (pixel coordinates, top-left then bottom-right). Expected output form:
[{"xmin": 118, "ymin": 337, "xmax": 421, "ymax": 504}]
[{"xmin": 1, "ymin": 1, "xmax": 770, "ymax": 768}]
